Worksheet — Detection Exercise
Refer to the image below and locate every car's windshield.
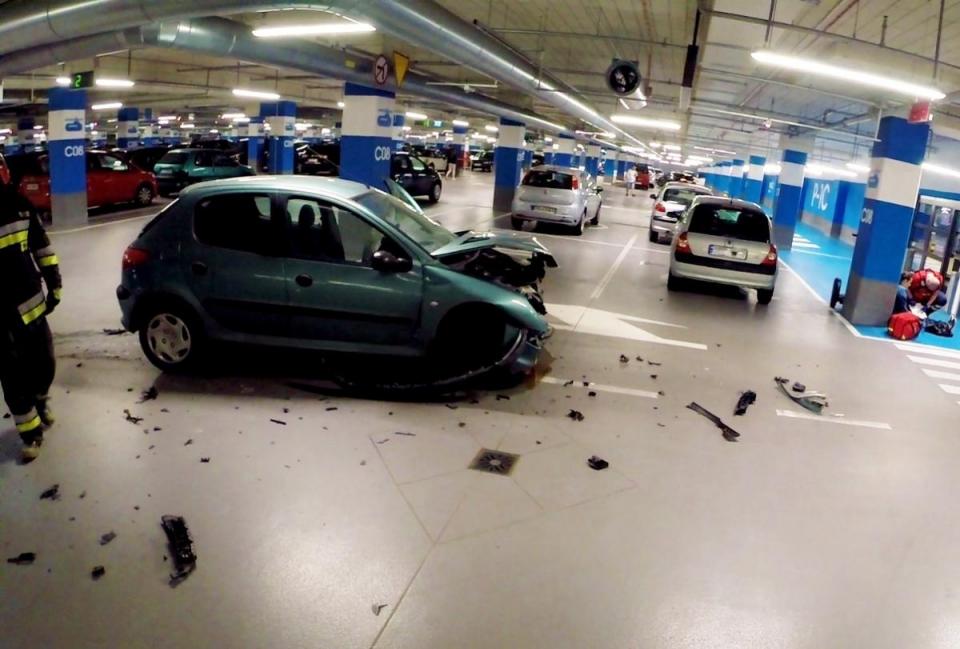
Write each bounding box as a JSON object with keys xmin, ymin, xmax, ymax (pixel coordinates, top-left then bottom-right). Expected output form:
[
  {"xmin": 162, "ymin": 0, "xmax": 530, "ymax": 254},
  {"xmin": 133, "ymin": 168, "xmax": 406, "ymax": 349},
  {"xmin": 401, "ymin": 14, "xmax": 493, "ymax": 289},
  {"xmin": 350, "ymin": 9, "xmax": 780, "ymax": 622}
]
[
  {"xmin": 663, "ymin": 187, "xmax": 707, "ymax": 206},
  {"xmin": 688, "ymin": 204, "xmax": 770, "ymax": 242},
  {"xmin": 354, "ymin": 190, "xmax": 458, "ymax": 254},
  {"xmin": 522, "ymin": 170, "xmax": 573, "ymax": 190},
  {"xmin": 158, "ymin": 151, "xmax": 188, "ymax": 165}
]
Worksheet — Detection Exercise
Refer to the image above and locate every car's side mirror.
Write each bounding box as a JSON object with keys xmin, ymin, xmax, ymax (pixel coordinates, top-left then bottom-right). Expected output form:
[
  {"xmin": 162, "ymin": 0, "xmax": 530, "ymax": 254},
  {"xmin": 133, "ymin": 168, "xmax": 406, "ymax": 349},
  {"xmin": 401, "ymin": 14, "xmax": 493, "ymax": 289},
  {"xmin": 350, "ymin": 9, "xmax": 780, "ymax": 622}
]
[
  {"xmin": 371, "ymin": 250, "xmax": 412, "ymax": 273},
  {"xmin": 595, "ymin": 186, "xmax": 603, "ymax": 193},
  {"xmin": 649, "ymin": 193, "xmax": 657, "ymax": 199}
]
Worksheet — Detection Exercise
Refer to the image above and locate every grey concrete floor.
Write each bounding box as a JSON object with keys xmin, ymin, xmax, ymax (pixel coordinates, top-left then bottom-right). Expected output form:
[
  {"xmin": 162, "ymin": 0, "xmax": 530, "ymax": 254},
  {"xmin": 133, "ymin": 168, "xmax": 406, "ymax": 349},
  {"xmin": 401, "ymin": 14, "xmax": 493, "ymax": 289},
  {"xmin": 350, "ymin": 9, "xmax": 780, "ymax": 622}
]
[{"xmin": 2, "ymin": 171, "xmax": 960, "ymax": 649}]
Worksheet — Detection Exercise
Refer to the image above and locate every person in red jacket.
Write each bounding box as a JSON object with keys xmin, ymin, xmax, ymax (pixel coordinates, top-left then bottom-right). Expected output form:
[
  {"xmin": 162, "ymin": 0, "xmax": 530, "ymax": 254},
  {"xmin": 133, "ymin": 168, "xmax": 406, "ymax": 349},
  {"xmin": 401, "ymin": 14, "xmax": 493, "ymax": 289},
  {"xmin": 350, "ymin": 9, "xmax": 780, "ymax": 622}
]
[
  {"xmin": 0, "ymin": 171, "xmax": 61, "ymax": 463},
  {"xmin": 908, "ymin": 268, "xmax": 947, "ymax": 309}
]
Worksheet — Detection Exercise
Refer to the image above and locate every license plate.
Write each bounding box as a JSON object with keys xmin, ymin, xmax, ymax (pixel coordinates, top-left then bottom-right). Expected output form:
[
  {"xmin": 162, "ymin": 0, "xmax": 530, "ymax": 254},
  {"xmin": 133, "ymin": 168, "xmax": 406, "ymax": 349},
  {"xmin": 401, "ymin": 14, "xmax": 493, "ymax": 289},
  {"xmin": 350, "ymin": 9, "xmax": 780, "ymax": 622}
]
[
  {"xmin": 708, "ymin": 244, "xmax": 747, "ymax": 260},
  {"xmin": 532, "ymin": 206, "xmax": 556, "ymax": 214},
  {"xmin": 25, "ymin": 183, "xmax": 39, "ymax": 191}
]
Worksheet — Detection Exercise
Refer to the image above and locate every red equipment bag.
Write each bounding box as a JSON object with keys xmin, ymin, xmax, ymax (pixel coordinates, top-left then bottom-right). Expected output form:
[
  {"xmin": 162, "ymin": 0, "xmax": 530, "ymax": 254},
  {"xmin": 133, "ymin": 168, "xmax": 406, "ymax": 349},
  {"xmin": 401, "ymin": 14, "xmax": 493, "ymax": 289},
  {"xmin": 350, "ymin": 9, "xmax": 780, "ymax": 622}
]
[{"xmin": 887, "ymin": 312, "xmax": 923, "ymax": 340}]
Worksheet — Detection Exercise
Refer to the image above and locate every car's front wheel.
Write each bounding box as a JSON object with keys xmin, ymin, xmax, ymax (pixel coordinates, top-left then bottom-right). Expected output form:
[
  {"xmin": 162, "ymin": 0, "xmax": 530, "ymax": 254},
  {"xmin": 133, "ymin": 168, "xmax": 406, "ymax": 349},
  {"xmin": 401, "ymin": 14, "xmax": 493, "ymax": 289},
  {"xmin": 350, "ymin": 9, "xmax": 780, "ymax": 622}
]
[
  {"xmin": 571, "ymin": 210, "xmax": 586, "ymax": 236},
  {"xmin": 649, "ymin": 229, "xmax": 659, "ymax": 243},
  {"xmin": 590, "ymin": 203, "xmax": 600, "ymax": 226},
  {"xmin": 139, "ymin": 303, "xmax": 205, "ymax": 372},
  {"xmin": 667, "ymin": 272, "xmax": 684, "ymax": 291},
  {"xmin": 134, "ymin": 183, "xmax": 155, "ymax": 207},
  {"xmin": 757, "ymin": 288, "xmax": 774, "ymax": 305},
  {"xmin": 511, "ymin": 216, "xmax": 525, "ymax": 230},
  {"xmin": 428, "ymin": 181, "xmax": 442, "ymax": 203}
]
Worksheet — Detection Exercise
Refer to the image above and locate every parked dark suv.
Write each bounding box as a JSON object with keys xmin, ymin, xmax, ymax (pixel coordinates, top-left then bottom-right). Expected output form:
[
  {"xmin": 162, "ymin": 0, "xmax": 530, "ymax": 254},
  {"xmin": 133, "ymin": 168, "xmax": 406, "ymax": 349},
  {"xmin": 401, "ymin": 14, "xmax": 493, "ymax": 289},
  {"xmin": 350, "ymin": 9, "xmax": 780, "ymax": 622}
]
[
  {"xmin": 471, "ymin": 150, "xmax": 493, "ymax": 172},
  {"xmin": 391, "ymin": 152, "xmax": 442, "ymax": 203}
]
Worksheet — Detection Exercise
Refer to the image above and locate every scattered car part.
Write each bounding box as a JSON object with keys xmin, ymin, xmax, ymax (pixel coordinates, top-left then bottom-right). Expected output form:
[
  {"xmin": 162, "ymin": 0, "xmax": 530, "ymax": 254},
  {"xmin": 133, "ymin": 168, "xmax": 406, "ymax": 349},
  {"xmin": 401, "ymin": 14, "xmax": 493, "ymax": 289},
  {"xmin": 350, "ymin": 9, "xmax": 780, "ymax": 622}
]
[
  {"xmin": 567, "ymin": 409, "xmax": 585, "ymax": 421},
  {"xmin": 619, "ymin": 354, "xmax": 629, "ymax": 363},
  {"xmin": 40, "ymin": 484, "xmax": 60, "ymax": 500},
  {"xmin": 102, "ymin": 328, "xmax": 127, "ymax": 336},
  {"xmin": 140, "ymin": 386, "xmax": 159, "ymax": 402},
  {"xmin": 791, "ymin": 382, "xmax": 806, "ymax": 393},
  {"xmin": 91, "ymin": 566, "xmax": 106, "ymax": 580},
  {"xmin": 161, "ymin": 515, "xmax": 197, "ymax": 586},
  {"xmin": 734, "ymin": 391, "xmax": 757, "ymax": 416},
  {"xmin": 183, "ymin": 439, "xmax": 193, "ymax": 446},
  {"xmin": 587, "ymin": 456, "xmax": 609, "ymax": 470},
  {"xmin": 123, "ymin": 409, "xmax": 143, "ymax": 424},
  {"xmin": 372, "ymin": 604, "xmax": 388, "ymax": 616},
  {"xmin": 269, "ymin": 419, "xmax": 287, "ymax": 425},
  {"xmin": 830, "ymin": 277, "xmax": 844, "ymax": 309},
  {"xmin": 99, "ymin": 531, "xmax": 117, "ymax": 546},
  {"xmin": 775, "ymin": 378, "xmax": 828, "ymax": 414},
  {"xmin": 687, "ymin": 402, "xmax": 740, "ymax": 442},
  {"xmin": 394, "ymin": 431, "xmax": 416, "ymax": 437},
  {"xmin": 7, "ymin": 552, "xmax": 36, "ymax": 565},
  {"xmin": 200, "ymin": 457, "xmax": 210, "ymax": 463}
]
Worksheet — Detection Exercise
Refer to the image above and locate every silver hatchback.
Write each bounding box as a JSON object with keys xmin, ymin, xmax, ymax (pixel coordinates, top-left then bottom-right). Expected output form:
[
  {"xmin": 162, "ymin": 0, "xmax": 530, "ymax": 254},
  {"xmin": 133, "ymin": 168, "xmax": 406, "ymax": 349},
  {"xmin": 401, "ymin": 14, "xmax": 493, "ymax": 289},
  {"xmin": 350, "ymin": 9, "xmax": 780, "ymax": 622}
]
[
  {"xmin": 667, "ymin": 196, "xmax": 778, "ymax": 304},
  {"xmin": 649, "ymin": 182, "xmax": 712, "ymax": 243},
  {"xmin": 511, "ymin": 165, "xmax": 603, "ymax": 235}
]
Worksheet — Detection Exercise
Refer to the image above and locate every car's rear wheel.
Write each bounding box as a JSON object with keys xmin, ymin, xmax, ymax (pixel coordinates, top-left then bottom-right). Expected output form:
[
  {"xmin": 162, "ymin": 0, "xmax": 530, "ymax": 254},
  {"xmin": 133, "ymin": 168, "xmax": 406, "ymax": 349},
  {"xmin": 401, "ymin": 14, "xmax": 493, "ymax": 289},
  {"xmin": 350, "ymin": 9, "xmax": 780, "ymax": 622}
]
[
  {"xmin": 667, "ymin": 272, "xmax": 684, "ymax": 291},
  {"xmin": 571, "ymin": 210, "xmax": 586, "ymax": 236},
  {"xmin": 134, "ymin": 183, "xmax": 154, "ymax": 206},
  {"xmin": 511, "ymin": 216, "xmax": 525, "ymax": 230},
  {"xmin": 757, "ymin": 288, "xmax": 774, "ymax": 305},
  {"xmin": 648, "ymin": 229, "xmax": 658, "ymax": 243},
  {"xmin": 138, "ymin": 303, "xmax": 205, "ymax": 372},
  {"xmin": 428, "ymin": 182, "xmax": 442, "ymax": 203}
]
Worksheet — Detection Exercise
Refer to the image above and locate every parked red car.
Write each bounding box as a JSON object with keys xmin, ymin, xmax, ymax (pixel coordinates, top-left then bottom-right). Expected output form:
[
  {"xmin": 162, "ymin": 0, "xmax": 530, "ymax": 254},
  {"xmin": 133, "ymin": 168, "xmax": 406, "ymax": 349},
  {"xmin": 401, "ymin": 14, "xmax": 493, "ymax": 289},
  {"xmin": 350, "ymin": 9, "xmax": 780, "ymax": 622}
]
[{"xmin": 19, "ymin": 150, "xmax": 158, "ymax": 212}]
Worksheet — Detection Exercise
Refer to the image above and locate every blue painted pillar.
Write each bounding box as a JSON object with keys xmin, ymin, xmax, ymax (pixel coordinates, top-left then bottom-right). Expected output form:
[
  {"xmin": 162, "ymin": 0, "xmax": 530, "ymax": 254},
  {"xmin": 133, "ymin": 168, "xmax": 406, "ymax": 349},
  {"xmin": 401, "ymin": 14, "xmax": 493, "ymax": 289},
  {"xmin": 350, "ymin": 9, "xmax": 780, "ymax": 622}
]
[
  {"xmin": 523, "ymin": 147, "xmax": 533, "ymax": 170},
  {"xmin": 554, "ymin": 134, "xmax": 574, "ymax": 167},
  {"xmin": 392, "ymin": 113, "xmax": 405, "ymax": 152},
  {"xmin": 727, "ymin": 159, "xmax": 745, "ymax": 198},
  {"xmin": 246, "ymin": 117, "xmax": 265, "ymax": 172},
  {"xmin": 48, "ymin": 88, "xmax": 87, "ymax": 226},
  {"xmin": 714, "ymin": 161, "xmax": 729, "ymax": 195},
  {"xmin": 616, "ymin": 158, "xmax": 626, "ymax": 180},
  {"xmin": 117, "ymin": 107, "xmax": 139, "ymax": 149},
  {"xmin": 604, "ymin": 154, "xmax": 616, "ymax": 179},
  {"xmin": 261, "ymin": 101, "xmax": 297, "ymax": 174},
  {"xmin": 543, "ymin": 148, "xmax": 554, "ymax": 165},
  {"xmin": 773, "ymin": 150, "xmax": 808, "ymax": 250},
  {"xmin": 493, "ymin": 117, "xmax": 525, "ymax": 212},
  {"xmin": 743, "ymin": 155, "xmax": 766, "ymax": 204},
  {"xmin": 340, "ymin": 83, "xmax": 394, "ymax": 186},
  {"xmin": 585, "ymin": 144, "xmax": 601, "ymax": 178},
  {"xmin": 843, "ymin": 116, "xmax": 930, "ymax": 325}
]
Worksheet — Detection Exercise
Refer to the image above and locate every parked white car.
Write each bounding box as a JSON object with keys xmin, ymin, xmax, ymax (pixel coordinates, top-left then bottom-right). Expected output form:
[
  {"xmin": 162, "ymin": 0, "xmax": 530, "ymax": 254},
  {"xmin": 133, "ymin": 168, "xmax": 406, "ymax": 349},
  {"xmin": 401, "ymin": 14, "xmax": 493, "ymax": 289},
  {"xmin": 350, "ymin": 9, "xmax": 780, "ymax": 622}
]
[
  {"xmin": 511, "ymin": 165, "xmax": 603, "ymax": 235},
  {"xmin": 668, "ymin": 196, "xmax": 778, "ymax": 304},
  {"xmin": 649, "ymin": 182, "xmax": 713, "ymax": 243}
]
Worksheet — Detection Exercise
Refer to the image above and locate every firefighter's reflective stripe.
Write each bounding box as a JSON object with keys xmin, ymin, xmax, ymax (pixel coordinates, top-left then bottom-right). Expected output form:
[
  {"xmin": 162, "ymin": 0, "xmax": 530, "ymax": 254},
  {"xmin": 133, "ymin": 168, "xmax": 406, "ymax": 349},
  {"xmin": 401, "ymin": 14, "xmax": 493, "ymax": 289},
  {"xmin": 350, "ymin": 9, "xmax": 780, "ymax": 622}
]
[
  {"xmin": 37, "ymin": 253, "xmax": 59, "ymax": 267},
  {"xmin": 0, "ymin": 219, "xmax": 28, "ymax": 239},
  {"xmin": 0, "ymin": 228, "xmax": 28, "ymax": 251},
  {"xmin": 17, "ymin": 292, "xmax": 46, "ymax": 325},
  {"xmin": 14, "ymin": 409, "xmax": 41, "ymax": 433},
  {"xmin": 52, "ymin": 288, "xmax": 62, "ymax": 300}
]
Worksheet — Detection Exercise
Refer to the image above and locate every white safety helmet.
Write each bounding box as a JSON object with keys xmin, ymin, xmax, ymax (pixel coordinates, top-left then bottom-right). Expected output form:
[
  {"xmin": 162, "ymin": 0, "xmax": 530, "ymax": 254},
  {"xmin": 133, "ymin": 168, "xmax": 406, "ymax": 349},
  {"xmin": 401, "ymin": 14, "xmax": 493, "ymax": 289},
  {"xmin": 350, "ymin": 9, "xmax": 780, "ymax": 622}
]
[{"xmin": 925, "ymin": 271, "xmax": 942, "ymax": 291}]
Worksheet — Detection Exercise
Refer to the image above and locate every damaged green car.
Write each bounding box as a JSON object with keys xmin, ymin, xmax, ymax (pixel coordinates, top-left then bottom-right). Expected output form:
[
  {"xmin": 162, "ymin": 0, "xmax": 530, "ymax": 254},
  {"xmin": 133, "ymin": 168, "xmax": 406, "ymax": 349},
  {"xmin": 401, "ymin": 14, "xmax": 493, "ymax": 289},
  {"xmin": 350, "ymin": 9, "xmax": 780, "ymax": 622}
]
[{"xmin": 117, "ymin": 175, "xmax": 556, "ymax": 381}]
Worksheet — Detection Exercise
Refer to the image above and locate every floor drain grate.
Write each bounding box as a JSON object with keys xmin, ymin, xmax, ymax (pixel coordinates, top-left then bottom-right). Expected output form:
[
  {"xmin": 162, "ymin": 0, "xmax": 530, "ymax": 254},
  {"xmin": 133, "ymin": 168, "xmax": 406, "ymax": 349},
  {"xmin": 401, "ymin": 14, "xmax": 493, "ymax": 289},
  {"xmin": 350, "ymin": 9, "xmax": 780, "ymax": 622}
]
[{"xmin": 469, "ymin": 448, "xmax": 519, "ymax": 476}]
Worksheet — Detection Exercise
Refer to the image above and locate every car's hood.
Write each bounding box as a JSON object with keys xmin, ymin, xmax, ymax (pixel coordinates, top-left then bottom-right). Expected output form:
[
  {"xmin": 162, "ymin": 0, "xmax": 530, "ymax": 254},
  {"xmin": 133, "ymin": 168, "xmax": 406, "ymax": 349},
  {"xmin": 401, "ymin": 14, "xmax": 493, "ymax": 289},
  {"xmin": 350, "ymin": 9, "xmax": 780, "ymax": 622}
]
[{"xmin": 431, "ymin": 230, "xmax": 558, "ymax": 267}]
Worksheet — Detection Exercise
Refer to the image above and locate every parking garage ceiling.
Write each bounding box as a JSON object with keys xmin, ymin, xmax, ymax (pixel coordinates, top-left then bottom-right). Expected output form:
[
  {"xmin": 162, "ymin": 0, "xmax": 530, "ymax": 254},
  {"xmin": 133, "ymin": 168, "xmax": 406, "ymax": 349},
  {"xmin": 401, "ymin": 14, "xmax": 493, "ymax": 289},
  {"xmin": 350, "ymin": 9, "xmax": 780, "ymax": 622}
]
[{"xmin": 1, "ymin": 0, "xmax": 959, "ymax": 162}]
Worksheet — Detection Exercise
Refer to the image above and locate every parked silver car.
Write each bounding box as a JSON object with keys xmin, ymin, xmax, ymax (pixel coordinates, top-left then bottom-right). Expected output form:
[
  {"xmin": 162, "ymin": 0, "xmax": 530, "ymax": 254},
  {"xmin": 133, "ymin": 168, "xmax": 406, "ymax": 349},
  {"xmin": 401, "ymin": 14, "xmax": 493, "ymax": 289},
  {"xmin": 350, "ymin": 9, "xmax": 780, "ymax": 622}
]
[
  {"xmin": 667, "ymin": 196, "xmax": 778, "ymax": 304},
  {"xmin": 649, "ymin": 182, "xmax": 713, "ymax": 243},
  {"xmin": 511, "ymin": 165, "xmax": 603, "ymax": 235}
]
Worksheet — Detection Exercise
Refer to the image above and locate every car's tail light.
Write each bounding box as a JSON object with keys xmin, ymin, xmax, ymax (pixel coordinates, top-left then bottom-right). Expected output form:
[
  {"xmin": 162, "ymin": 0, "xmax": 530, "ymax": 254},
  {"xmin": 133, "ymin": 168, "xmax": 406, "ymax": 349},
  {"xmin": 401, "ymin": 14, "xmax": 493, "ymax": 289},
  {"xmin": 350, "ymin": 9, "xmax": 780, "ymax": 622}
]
[
  {"xmin": 761, "ymin": 244, "xmax": 778, "ymax": 266},
  {"xmin": 675, "ymin": 232, "xmax": 692, "ymax": 254},
  {"xmin": 571, "ymin": 176, "xmax": 579, "ymax": 190},
  {"xmin": 122, "ymin": 246, "xmax": 150, "ymax": 270},
  {"xmin": 655, "ymin": 202, "xmax": 666, "ymax": 213}
]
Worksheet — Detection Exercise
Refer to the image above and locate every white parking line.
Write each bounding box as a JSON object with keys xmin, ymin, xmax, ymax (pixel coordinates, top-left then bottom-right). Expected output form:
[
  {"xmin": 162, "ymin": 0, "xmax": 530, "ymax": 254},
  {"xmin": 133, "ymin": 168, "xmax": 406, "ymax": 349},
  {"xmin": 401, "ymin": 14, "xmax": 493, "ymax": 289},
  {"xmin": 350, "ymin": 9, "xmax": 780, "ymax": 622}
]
[
  {"xmin": 590, "ymin": 233, "xmax": 639, "ymax": 300},
  {"xmin": 541, "ymin": 376, "xmax": 659, "ymax": 399},
  {"xmin": 921, "ymin": 368, "xmax": 960, "ymax": 382},
  {"xmin": 50, "ymin": 213, "xmax": 154, "ymax": 235},
  {"xmin": 939, "ymin": 384, "xmax": 960, "ymax": 395},
  {"xmin": 906, "ymin": 355, "xmax": 960, "ymax": 370},
  {"xmin": 776, "ymin": 409, "xmax": 892, "ymax": 430},
  {"xmin": 896, "ymin": 343, "xmax": 960, "ymax": 359}
]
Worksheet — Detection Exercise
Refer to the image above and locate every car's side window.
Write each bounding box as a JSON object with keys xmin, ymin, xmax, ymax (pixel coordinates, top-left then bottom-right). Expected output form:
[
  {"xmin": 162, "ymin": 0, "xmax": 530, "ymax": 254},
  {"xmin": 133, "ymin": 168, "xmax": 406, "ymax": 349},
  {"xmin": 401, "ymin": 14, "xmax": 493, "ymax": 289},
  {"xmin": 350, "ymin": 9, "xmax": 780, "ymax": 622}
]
[
  {"xmin": 214, "ymin": 155, "xmax": 238, "ymax": 167},
  {"xmin": 194, "ymin": 192, "xmax": 277, "ymax": 255},
  {"xmin": 285, "ymin": 196, "xmax": 399, "ymax": 266},
  {"xmin": 395, "ymin": 156, "xmax": 411, "ymax": 173},
  {"xmin": 410, "ymin": 156, "xmax": 426, "ymax": 172},
  {"xmin": 194, "ymin": 151, "xmax": 215, "ymax": 168},
  {"xmin": 101, "ymin": 154, "xmax": 128, "ymax": 172}
]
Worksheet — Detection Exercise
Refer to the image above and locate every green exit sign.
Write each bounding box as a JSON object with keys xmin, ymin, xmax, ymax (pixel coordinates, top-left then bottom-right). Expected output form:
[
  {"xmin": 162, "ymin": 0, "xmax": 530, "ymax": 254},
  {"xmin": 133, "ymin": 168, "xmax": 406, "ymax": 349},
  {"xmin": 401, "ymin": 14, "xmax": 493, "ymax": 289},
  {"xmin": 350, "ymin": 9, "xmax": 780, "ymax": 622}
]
[{"xmin": 71, "ymin": 71, "xmax": 95, "ymax": 89}]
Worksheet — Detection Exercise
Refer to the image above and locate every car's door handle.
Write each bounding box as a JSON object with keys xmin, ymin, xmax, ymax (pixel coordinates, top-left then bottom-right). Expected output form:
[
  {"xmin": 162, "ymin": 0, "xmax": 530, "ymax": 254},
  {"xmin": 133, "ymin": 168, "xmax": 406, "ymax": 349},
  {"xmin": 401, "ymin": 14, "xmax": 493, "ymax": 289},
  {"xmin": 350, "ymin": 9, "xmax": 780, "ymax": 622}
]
[
  {"xmin": 191, "ymin": 261, "xmax": 208, "ymax": 276},
  {"xmin": 295, "ymin": 274, "xmax": 313, "ymax": 287}
]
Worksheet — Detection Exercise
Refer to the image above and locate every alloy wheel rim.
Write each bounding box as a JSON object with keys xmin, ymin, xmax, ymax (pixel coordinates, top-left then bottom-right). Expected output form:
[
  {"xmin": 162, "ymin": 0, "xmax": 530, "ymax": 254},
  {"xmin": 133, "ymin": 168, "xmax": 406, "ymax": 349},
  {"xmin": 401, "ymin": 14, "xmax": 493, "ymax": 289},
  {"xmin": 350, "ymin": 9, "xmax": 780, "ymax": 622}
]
[
  {"xmin": 146, "ymin": 313, "xmax": 192, "ymax": 364},
  {"xmin": 138, "ymin": 187, "xmax": 152, "ymax": 204}
]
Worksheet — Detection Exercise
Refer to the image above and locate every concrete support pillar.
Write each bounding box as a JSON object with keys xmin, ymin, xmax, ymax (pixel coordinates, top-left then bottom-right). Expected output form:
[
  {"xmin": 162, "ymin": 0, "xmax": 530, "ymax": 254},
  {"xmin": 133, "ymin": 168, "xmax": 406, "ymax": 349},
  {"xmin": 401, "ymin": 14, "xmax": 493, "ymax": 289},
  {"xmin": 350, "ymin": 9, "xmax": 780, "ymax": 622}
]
[
  {"xmin": 493, "ymin": 117, "xmax": 525, "ymax": 212},
  {"xmin": 843, "ymin": 116, "xmax": 930, "ymax": 325},
  {"xmin": 117, "ymin": 107, "xmax": 139, "ymax": 150},
  {"xmin": 340, "ymin": 83, "xmax": 394, "ymax": 186},
  {"xmin": 392, "ymin": 113, "xmax": 405, "ymax": 151},
  {"xmin": 246, "ymin": 118, "xmax": 265, "ymax": 172},
  {"xmin": 772, "ymin": 150, "xmax": 807, "ymax": 250},
  {"xmin": 554, "ymin": 134, "xmax": 575, "ymax": 167},
  {"xmin": 743, "ymin": 155, "xmax": 766, "ymax": 204},
  {"xmin": 261, "ymin": 100, "xmax": 297, "ymax": 175},
  {"xmin": 141, "ymin": 109, "xmax": 158, "ymax": 146},
  {"xmin": 727, "ymin": 159, "xmax": 745, "ymax": 198},
  {"xmin": 48, "ymin": 88, "xmax": 87, "ymax": 227},
  {"xmin": 585, "ymin": 144, "xmax": 601, "ymax": 178}
]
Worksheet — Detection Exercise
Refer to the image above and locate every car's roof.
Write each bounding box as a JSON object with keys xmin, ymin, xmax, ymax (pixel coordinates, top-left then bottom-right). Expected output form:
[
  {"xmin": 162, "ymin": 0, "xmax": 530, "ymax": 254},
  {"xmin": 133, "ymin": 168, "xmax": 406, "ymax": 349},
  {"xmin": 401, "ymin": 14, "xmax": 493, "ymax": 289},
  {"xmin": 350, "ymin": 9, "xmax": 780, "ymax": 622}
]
[
  {"xmin": 693, "ymin": 195, "xmax": 765, "ymax": 211},
  {"xmin": 178, "ymin": 175, "xmax": 372, "ymax": 200},
  {"xmin": 529, "ymin": 164, "xmax": 582, "ymax": 174}
]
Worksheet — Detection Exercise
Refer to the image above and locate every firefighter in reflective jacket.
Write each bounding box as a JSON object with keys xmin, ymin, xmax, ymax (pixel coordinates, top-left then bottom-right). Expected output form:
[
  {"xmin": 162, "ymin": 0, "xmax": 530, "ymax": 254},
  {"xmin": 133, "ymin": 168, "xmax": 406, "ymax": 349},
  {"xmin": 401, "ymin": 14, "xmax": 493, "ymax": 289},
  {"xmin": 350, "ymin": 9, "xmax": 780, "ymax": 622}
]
[{"xmin": 0, "ymin": 171, "xmax": 61, "ymax": 462}]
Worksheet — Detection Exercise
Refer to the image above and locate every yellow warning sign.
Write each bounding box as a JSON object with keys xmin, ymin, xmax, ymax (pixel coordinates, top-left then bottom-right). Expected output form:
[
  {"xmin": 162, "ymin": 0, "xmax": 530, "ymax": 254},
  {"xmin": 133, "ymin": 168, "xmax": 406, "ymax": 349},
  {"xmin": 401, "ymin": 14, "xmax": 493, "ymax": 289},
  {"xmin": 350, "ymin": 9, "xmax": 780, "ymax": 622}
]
[{"xmin": 393, "ymin": 51, "xmax": 410, "ymax": 88}]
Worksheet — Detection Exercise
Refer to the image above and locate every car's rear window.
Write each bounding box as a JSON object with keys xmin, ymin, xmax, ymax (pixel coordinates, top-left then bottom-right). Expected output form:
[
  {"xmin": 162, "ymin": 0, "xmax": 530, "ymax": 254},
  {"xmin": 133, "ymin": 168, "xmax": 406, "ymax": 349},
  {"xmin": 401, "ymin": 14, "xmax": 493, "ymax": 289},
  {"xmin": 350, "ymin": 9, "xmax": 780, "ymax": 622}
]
[
  {"xmin": 663, "ymin": 187, "xmax": 707, "ymax": 205},
  {"xmin": 522, "ymin": 170, "xmax": 573, "ymax": 190},
  {"xmin": 158, "ymin": 152, "xmax": 188, "ymax": 165},
  {"xmin": 636, "ymin": 163, "xmax": 649, "ymax": 173},
  {"xmin": 688, "ymin": 205, "xmax": 770, "ymax": 242}
]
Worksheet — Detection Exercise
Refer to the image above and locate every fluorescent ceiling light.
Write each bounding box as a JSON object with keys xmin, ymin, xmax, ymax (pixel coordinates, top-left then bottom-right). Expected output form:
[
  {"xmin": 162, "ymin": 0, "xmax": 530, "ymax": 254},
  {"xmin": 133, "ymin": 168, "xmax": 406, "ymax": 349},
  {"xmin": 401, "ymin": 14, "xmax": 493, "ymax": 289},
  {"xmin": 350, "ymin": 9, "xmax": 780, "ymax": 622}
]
[
  {"xmin": 295, "ymin": 123, "xmax": 312, "ymax": 130},
  {"xmin": 662, "ymin": 144, "xmax": 681, "ymax": 151},
  {"xmin": 180, "ymin": 123, "xmax": 195, "ymax": 129},
  {"xmin": 33, "ymin": 125, "xmax": 43, "ymax": 130},
  {"xmin": 221, "ymin": 112, "xmax": 246, "ymax": 120},
  {"xmin": 544, "ymin": 137, "xmax": 553, "ymax": 142},
  {"xmin": 452, "ymin": 119, "xmax": 470, "ymax": 127},
  {"xmin": 486, "ymin": 135, "xmax": 497, "ymax": 142},
  {"xmin": 321, "ymin": 127, "xmax": 331, "ymax": 135},
  {"xmin": 336, "ymin": 101, "xmax": 345, "ymax": 108},
  {"xmin": 0, "ymin": 128, "xmax": 11, "ymax": 135},
  {"xmin": 252, "ymin": 22, "xmax": 375, "ymax": 38},
  {"xmin": 55, "ymin": 76, "xmax": 70, "ymax": 87},
  {"xmin": 95, "ymin": 78, "xmax": 134, "ymax": 88},
  {"xmin": 156, "ymin": 115, "xmax": 177, "ymax": 121},
  {"xmin": 751, "ymin": 50, "xmax": 945, "ymax": 101},
  {"xmin": 611, "ymin": 114, "xmax": 681, "ymax": 130},
  {"xmin": 694, "ymin": 145, "xmax": 737, "ymax": 156},
  {"xmin": 846, "ymin": 162, "xmax": 870, "ymax": 173},
  {"xmin": 405, "ymin": 111, "xmax": 428, "ymax": 120},
  {"xmin": 922, "ymin": 162, "xmax": 960, "ymax": 178},
  {"xmin": 91, "ymin": 102, "xmax": 123, "ymax": 110},
  {"xmin": 209, "ymin": 129, "xmax": 219, "ymax": 134},
  {"xmin": 233, "ymin": 88, "xmax": 280, "ymax": 100},
  {"xmin": 401, "ymin": 125, "xmax": 412, "ymax": 131},
  {"xmin": 485, "ymin": 124, "xmax": 499, "ymax": 132}
]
